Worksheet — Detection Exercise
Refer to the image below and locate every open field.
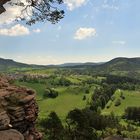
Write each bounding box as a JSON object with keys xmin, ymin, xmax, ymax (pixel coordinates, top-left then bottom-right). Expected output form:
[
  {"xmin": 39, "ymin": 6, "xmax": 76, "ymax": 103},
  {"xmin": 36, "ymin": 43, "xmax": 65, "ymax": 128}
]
[
  {"xmin": 102, "ymin": 89, "xmax": 140, "ymax": 116},
  {"xmin": 15, "ymin": 81, "xmax": 93, "ymax": 120}
]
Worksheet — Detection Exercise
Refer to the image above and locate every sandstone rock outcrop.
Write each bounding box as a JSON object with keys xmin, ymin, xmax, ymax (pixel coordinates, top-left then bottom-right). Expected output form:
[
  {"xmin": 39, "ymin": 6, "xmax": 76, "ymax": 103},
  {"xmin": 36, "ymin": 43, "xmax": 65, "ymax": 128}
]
[
  {"xmin": 0, "ymin": 76, "xmax": 42, "ymax": 140},
  {"xmin": 104, "ymin": 136, "xmax": 124, "ymax": 140},
  {"xmin": 0, "ymin": 129, "xmax": 24, "ymax": 140}
]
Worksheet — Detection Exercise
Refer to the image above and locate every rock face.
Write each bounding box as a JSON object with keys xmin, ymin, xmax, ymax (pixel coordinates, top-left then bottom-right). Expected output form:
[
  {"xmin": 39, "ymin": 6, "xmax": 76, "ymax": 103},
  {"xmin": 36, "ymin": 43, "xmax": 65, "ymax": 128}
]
[
  {"xmin": 104, "ymin": 136, "xmax": 124, "ymax": 140},
  {"xmin": 0, "ymin": 76, "xmax": 42, "ymax": 140},
  {"xmin": 0, "ymin": 129, "xmax": 24, "ymax": 140}
]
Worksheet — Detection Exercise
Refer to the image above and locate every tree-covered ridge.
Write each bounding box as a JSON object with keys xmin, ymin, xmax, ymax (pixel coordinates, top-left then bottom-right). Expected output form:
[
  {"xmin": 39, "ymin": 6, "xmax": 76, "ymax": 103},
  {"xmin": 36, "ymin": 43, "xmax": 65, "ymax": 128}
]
[{"xmin": 0, "ymin": 57, "xmax": 140, "ymax": 78}]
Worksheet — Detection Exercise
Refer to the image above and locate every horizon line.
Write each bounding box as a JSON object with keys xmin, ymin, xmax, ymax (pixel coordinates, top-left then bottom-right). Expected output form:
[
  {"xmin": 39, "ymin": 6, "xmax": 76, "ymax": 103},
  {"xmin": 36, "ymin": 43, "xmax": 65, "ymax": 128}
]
[{"xmin": 0, "ymin": 56, "xmax": 140, "ymax": 66}]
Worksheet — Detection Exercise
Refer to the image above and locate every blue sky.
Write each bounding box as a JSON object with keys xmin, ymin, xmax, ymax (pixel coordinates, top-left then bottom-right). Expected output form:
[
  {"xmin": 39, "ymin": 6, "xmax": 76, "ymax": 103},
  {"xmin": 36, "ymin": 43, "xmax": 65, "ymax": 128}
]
[{"xmin": 0, "ymin": 0, "xmax": 140, "ymax": 64}]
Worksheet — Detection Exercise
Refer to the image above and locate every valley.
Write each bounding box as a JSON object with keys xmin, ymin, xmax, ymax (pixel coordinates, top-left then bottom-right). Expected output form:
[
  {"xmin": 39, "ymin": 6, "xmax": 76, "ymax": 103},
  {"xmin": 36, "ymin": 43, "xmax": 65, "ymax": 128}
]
[{"xmin": 0, "ymin": 57, "xmax": 140, "ymax": 139}]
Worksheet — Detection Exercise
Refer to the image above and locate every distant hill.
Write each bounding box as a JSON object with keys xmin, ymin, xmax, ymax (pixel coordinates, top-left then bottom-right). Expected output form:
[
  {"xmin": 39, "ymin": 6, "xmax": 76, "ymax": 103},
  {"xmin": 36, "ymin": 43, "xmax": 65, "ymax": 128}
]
[
  {"xmin": 0, "ymin": 58, "xmax": 107, "ymax": 70},
  {"xmin": 0, "ymin": 58, "xmax": 45, "ymax": 71},
  {"xmin": 0, "ymin": 57, "xmax": 140, "ymax": 78},
  {"xmin": 91, "ymin": 57, "xmax": 140, "ymax": 78},
  {"xmin": 60, "ymin": 57, "xmax": 140, "ymax": 78},
  {"xmin": 99, "ymin": 57, "xmax": 140, "ymax": 71},
  {"xmin": 67, "ymin": 57, "xmax": 140, "ymax": 70},
  {"xmin": 0, "ymin": 58, "xmax": 29, "ymax": 71}
]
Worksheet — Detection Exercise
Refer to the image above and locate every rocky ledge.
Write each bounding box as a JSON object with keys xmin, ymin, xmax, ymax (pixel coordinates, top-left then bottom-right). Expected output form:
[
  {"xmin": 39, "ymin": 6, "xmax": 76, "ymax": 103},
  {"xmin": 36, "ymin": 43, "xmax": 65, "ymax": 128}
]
[{"xmin": 0, "ymin": 76, "xmax": 42, "ymax": 140}]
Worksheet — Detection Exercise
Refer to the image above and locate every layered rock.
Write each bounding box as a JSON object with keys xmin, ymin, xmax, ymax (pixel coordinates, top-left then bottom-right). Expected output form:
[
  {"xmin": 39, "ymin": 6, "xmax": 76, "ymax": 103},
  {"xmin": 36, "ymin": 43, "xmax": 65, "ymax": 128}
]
[
  {"xmin": 104, "ymin": 136, "xmax": 124, "ymax": 140},
  {"xmin": 0, "ymin": 76, "xmax": 42, "ymax": 140},
  {"xmin": 0, "ymin": 129, "xmax": 24, "ymax": 140}
]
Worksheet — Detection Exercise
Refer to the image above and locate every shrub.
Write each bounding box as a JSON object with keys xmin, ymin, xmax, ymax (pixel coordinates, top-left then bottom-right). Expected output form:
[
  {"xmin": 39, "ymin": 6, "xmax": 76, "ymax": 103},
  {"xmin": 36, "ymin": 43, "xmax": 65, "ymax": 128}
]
[
  {"xmin": 83, "ymin": 95, "xmax": 86, "ymax": 100},
  {"xmin": 85, "ymin": 89, "xmax": 90, "ymax": 94},
  {"xmin": 106, "ymin": 101, "xmax": 112, "ymax": 109},
  {"xmin": 120, "ymin": 92, "xmax": 125, "ymax": 100},
  {"xmin": 43, "ymin": 88, "xmax": 58, "ymax": 99},
  {"xmin": 40, "ymin": 112, "xmax": 64, "ymax": 140},
  {"xmin": 115, "ymin": 99, "xmax": 121, "ymax": 106},
  {"xmin": 59, "ymin": 77, "xmax": 71, "ymax": 86},
  {"xmin": 125, "ymin": 107, "xmax": 140, "ymax": 121},
  {"xmin": 111, "ymin": 96, "xmax": 115, "ymax": 101}
]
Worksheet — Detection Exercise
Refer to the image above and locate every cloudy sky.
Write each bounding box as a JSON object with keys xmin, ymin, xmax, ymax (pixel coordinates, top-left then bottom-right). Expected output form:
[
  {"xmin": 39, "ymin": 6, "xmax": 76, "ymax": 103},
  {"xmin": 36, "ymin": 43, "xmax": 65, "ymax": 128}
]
[{"xmin": 0, "ymin": 0, "xmax": 140, "ymax": 65}]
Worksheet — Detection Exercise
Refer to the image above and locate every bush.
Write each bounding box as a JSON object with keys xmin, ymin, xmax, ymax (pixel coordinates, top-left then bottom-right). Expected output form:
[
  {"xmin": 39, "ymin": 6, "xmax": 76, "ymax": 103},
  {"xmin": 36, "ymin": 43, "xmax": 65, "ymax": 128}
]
[
  {"xmin": 120, "ymin": 92, "xmax": 125, "ymax": 100},
  {"xmin": 125, "ymin": 107, "xmax": 140, "ymax": 121},
  {"xmin": 111, "ymin": 96, "xmax": 115, "ymax": 101},
  {"xmin": 115, "ymin": 99, "xmax": 121, "ymax": 106},
  {"xmin": 106, "ymin": 101, "xmax": 112, "ymax": 109},
  {"xmin": 58, "ymin": 77, "xmax": 71, "ymax": 86},
  {"xmin": 83, "ymin": 95, "xmax": 86, "ymax": 100},
  {"xmin": 43, "ymin": 88, "xmax": 58, "ymax": 99},
  {"xmin": 85, "ymin": 89, "xmax": 90, "ymax": 94},
  {"xmin": 40, "ymin": 112, "xmax": 64, "ymax": 140}
]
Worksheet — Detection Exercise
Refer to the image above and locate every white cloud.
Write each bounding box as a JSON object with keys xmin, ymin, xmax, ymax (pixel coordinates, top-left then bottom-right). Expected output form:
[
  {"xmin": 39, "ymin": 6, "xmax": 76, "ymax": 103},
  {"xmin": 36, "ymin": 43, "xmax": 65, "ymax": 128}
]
[
  {"xmin": 0, "ymin": 24, "xmax": 30, "ymax": 36},
  {"xmin": 33, "ymin": 29, "xmax": 41, "ymax": 33},
  {"xmin": 0, "ymin": 6, "xmax": 22, "ymax": 25},
  {"xmin": 74, "ymin": 27, "xmax": 96, "ymax": 40},
  {"xmin": 102, "ymin": 4, "xmax": 119, "ymax": 10},
  {"xmin": 0, "ymin": 0, "xmax": 31, "ymax": 25},
  {"xmin": 64, "ymin": 0, "xmax": 87, "ymax": 10},
  {"xmin": 112, "ymin": 41, "xmax": 126, "ymax": 45},
  {"xmin": 102, "ymin": 0, "xmax": 119, "ymax": 10}
]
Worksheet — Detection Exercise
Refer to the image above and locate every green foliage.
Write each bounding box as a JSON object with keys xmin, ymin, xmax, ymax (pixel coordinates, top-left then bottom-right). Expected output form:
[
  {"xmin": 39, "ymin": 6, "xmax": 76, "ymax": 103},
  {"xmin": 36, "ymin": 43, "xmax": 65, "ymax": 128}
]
[
  {"xmin": 59, "ymin": 77, "xmax": 72, "ymax": 86},
  {"xmin": 40, "ymin": 112, "xmax": 64, "ymax": 140},
  {"xmin": 120, "ymin": 92, "xmax": 125, "ymax": 100},
  {"xmin": 64, "ymin": 108, "xmax": 120, "ymax": 139},
  {"xmin": 106, "ymin": 101, "xmax": 112, "ymax": 109},
  {"xmin": 85, "ymin": 89, "xmax": 89, "ymax": 94},
  {"xmin": 66, "ymin": 108, "xmax": 98, "ymax": 140},
  {"xmin": 16, "ymin": 81, "xmax": 87, "ymax": 118},
  {"xmin": 83, "ymin": 95, "xmax": 86, "ymax": 101},
  {"xmin": 103, "ymin": 90, "xmax": 140, "ymax": 116},
  {"xmin": 90, "ymin": 85, "xmax": 116, "ymax": 111},
  {"xmin": 12, "ymin": 66, "xmax": 140, "ymax": 139},
  {"xmin": 105, "ymin": 75, "xmax": 139, "ymax": 90},
  {"xmin": 125, "ymin": 107, "xmax": 140, "ymax": 122},
  {"xmin": 46, "ymin": 76, "xmax": 72, "ymax": 87},
  {"xmin": 114, "ymin": 99, "xmax": 121, "ymax": 106},
  {"xmin": 43, "ymin": 88, "xmax": 58, "ymax": 99},
  {"xmin": 122, "ymin": 129, "xmax": 140, "ymax": 139}
]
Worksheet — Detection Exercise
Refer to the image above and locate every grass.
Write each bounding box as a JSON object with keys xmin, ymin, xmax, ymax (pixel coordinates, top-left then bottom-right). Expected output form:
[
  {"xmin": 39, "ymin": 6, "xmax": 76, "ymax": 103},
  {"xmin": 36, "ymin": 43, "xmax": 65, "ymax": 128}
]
[
  {"xmin": 25, "ymin": 68, "xmax": 58, "ymax": 75},
  {"xmin": 39, "ymin": 92, "xmax": 86, "ymax": 121},
  {"xmin": 16, "ymin": 79, "xmax": 140, "ymax": 118},
  {"xmin": 102, "ymin": 89, "xmax": 140, "ymax": 116},
  {"xmin": 15, "ymin": 81, "xmax": 46, "ymax": 99},
  {"xmin": 15, "ymin": 81, "xmax": 88, "ymax": 121},
  {"xmin": 67, "ymin": 76, "xmax": 81, "ymax": 84}
]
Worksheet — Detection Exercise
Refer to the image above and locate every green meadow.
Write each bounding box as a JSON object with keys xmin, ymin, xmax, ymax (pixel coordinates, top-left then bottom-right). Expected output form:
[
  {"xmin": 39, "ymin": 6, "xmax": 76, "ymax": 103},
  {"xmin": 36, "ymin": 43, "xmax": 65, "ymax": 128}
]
[
  {"xmin": 15, "ymin": 73, "xmax": 140, "ymax": 120},
  {"xmin": 15, "ymin": 81, "xmax": 92, "ymax": 120},
  {"xmin": 102, "ymin": 89, "xmax": 140, "ymax": 116}
]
